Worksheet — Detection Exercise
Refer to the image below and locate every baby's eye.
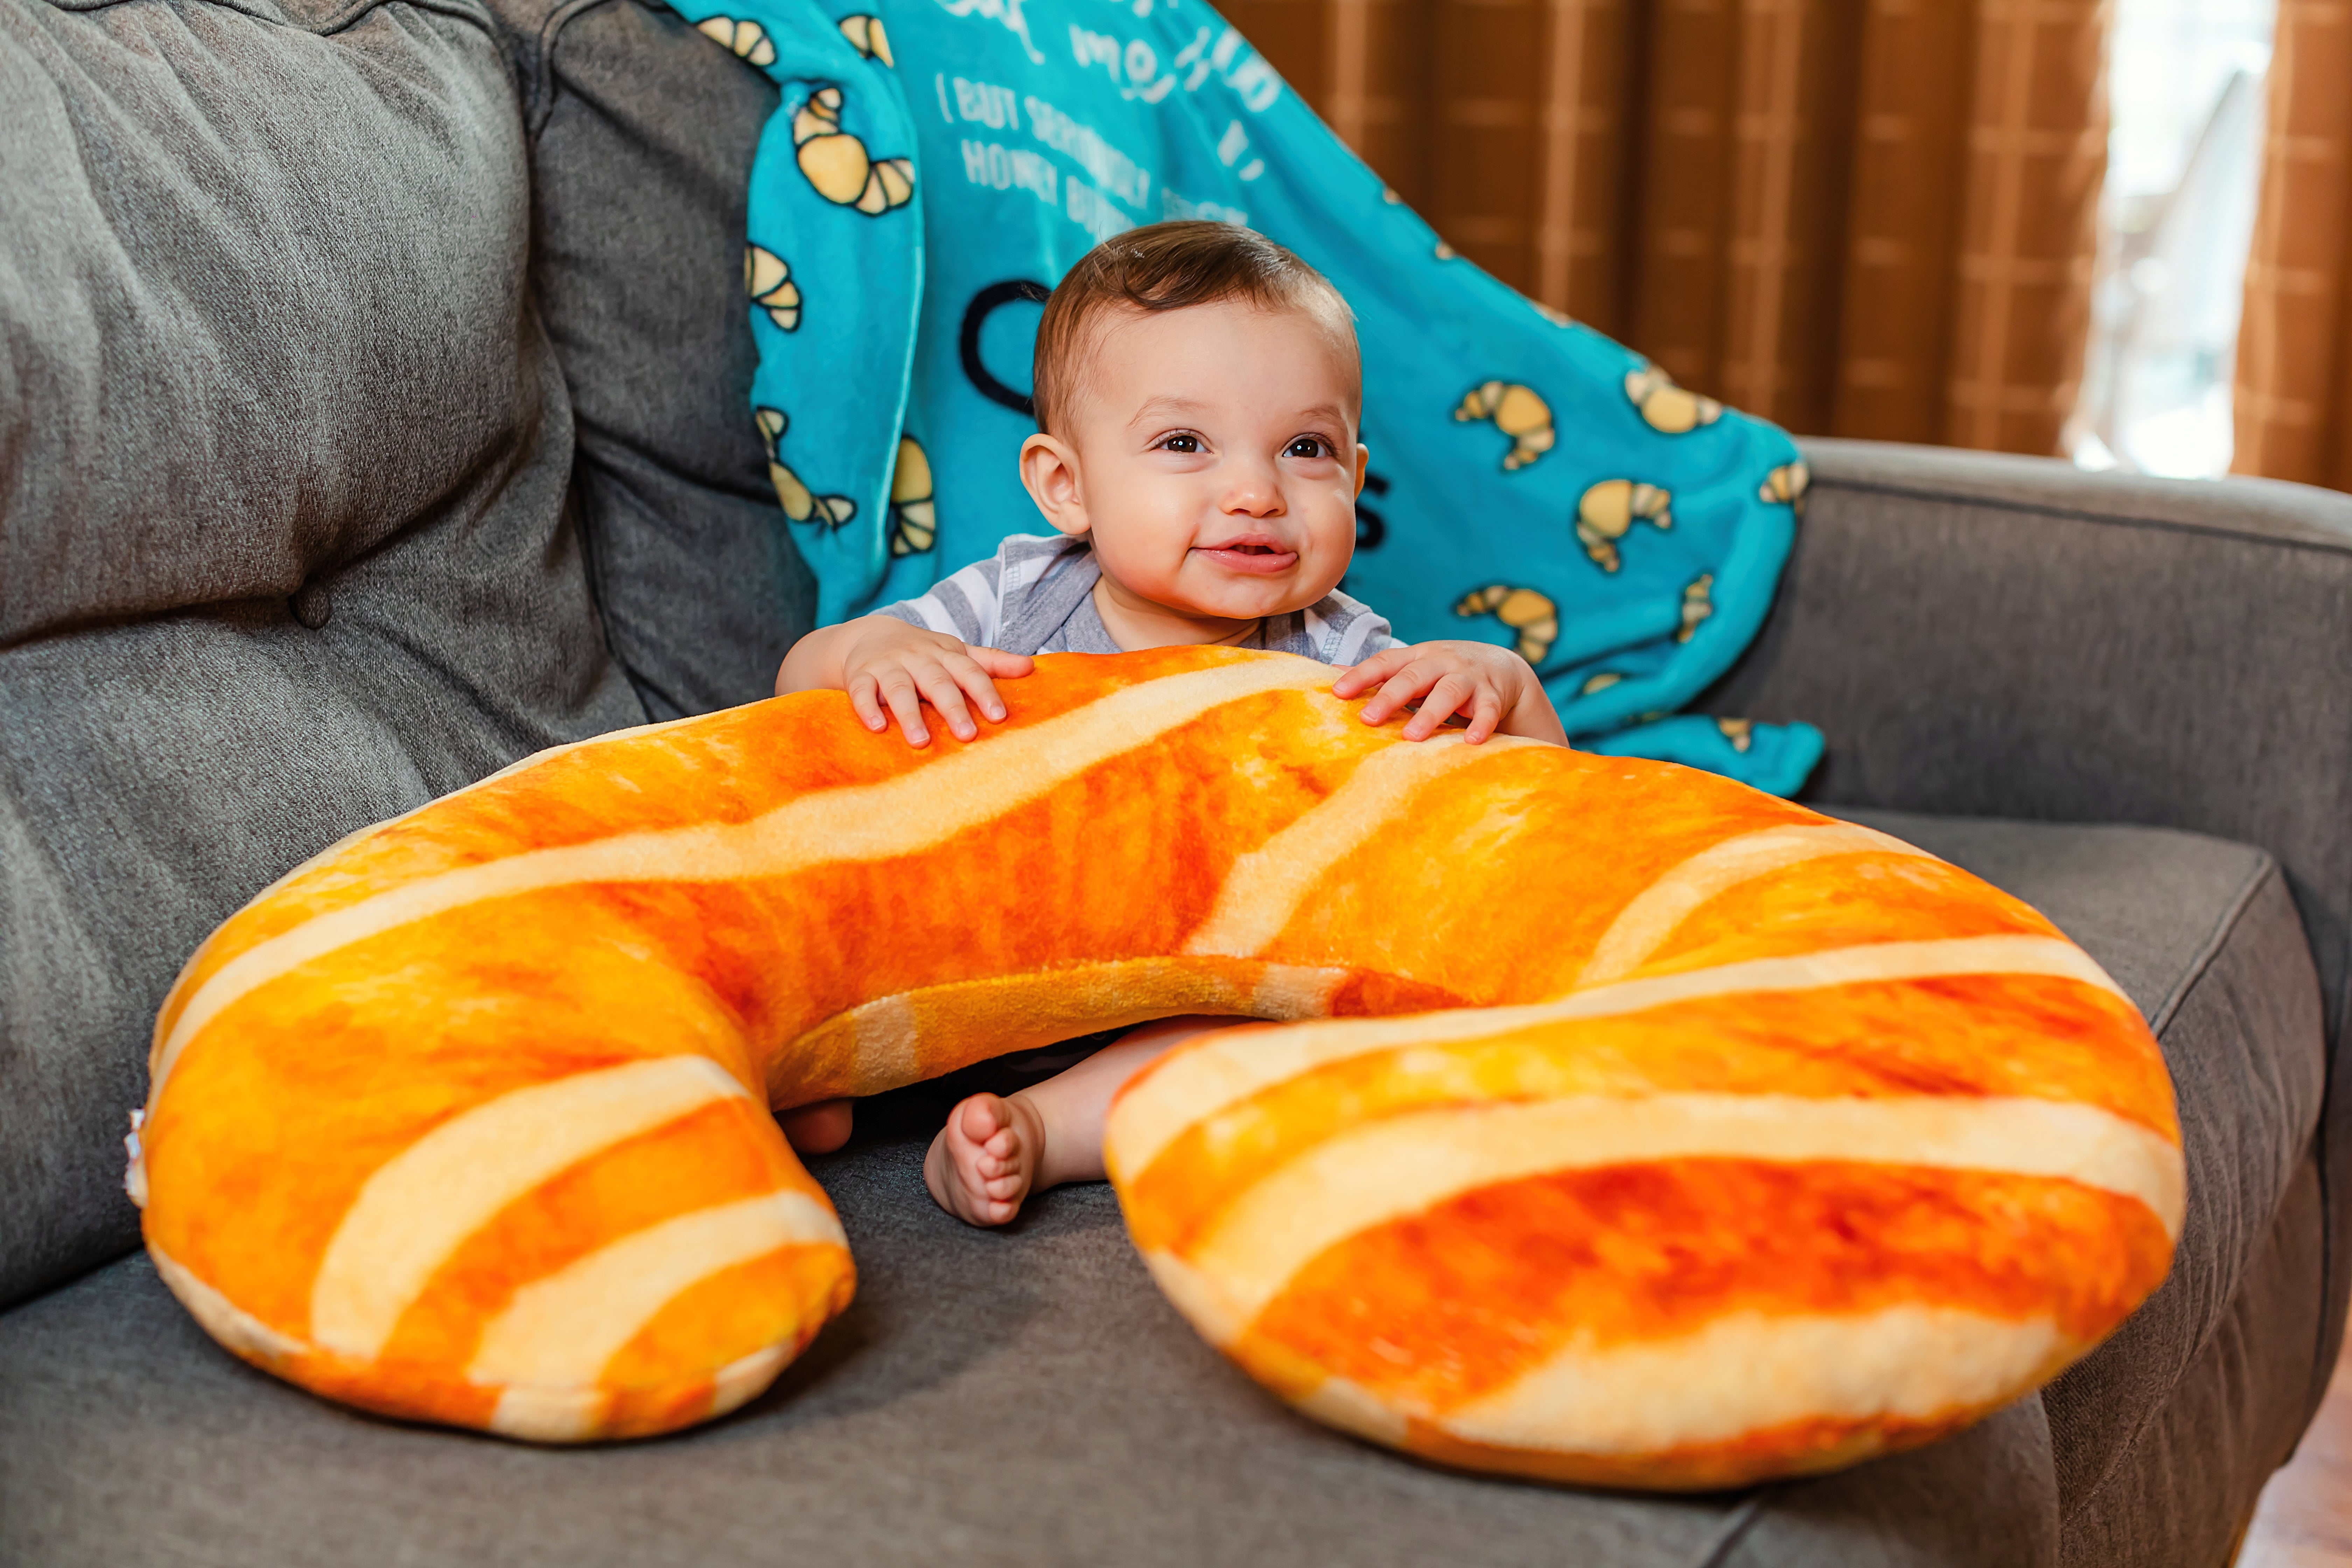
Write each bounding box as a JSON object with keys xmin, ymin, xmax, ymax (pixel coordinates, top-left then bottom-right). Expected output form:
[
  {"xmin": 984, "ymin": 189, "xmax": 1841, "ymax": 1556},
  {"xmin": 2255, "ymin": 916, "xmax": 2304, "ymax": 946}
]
[
  {"xmin": 1286, "ymin": 436, "xmax": 1333, "ymax": 460},
  {"xmin": 1159, "ymin": 433, "xmax": 1202, "ymax": 454}
]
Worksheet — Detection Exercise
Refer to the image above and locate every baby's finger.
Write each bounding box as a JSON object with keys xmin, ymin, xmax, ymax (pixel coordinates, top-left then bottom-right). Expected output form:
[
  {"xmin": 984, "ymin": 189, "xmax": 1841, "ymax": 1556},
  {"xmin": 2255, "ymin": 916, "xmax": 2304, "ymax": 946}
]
[
  {"xmin": 1332, "ymin": 644, "xmax": 1414, "ymax": 699},
  {"xmin": 1404, "ymin": 673, "xmax": 1475, "ymax": 740},
  {"xmin": 1464, "ymin": 686, "xmax": 1504, "ymax": 744},
  {"xmin": 914, "ymin": 662, "xmax": 979, "ymax": 742},
  {"xmin": 944, "ymin": 652, "xmax": 1010, "ymax": 724},
  {"xmin": 968, "ymin": 645, "xmax": 1035, "ymax": 680},
  {"xmin": 877, "ymin": 671, "xmax": 930, "ymax": 747},
  {"xmin": 847, "ymin": 673, "xmax": 888, "ymax": 734},
  {"xmin": 1361, "ymin": 661, "xmax": 1438, "ymax": 724}
]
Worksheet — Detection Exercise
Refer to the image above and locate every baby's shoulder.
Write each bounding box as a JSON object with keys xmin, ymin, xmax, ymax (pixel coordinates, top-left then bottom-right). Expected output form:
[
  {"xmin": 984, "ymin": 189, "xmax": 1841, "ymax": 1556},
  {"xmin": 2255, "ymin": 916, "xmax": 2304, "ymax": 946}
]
[{"xmin": 1285, "ymin": 582, "xmax": 1399, "ymax": 666}]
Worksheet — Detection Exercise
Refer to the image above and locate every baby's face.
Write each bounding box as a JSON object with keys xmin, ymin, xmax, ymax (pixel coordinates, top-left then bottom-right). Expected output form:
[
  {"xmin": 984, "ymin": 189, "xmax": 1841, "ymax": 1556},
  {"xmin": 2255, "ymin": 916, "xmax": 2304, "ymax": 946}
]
[{"xmin": 1027, "ymin": 299, "xmax": 1367, "ymax": 625}]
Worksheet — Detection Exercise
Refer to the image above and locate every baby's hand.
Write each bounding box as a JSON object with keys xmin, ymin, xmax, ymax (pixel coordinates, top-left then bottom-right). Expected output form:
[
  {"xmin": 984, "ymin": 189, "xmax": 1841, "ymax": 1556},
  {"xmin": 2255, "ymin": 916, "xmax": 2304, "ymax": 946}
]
[
  {"xmin": 1333, "ymin": 640, "xmax": 1568, "ymax": 746},
  {"xmin": 778, "ymin": 615, "xmax": 1032, "ymax": 747}
]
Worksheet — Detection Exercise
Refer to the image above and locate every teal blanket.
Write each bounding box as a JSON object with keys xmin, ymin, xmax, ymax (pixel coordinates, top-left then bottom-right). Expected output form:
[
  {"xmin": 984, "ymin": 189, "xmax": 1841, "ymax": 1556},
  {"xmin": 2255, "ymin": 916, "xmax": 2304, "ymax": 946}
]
[{"xmin": 667, "ymin": 0, "xmax": 1824, "ymax": 792}]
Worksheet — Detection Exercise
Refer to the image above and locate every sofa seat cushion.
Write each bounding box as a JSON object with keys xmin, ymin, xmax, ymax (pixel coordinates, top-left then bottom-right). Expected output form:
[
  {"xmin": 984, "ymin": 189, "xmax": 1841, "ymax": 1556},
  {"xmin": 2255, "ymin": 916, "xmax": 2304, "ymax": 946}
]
[
  {"xmin": 0, "ymin": 1172, "xmax": 2058, "ymax": 1568},
  {"xmin": 0, "ymin": 813, "xmax": 2320, "ymax": 1567}
]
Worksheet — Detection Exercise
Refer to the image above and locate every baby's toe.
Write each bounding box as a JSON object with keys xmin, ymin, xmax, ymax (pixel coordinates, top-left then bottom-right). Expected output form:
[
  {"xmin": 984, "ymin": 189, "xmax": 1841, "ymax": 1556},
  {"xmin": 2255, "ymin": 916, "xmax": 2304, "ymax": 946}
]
[{"xmin": 957, "ymin": 1094, "xmax": 1009, "ymax": 1144}]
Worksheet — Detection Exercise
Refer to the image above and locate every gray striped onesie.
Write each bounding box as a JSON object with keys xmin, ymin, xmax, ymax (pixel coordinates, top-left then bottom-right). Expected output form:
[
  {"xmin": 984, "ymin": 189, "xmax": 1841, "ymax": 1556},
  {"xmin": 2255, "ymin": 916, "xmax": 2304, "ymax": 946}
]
[{"xmin": 875, "ymin": 532, "xmax": 1401, "ymax": 664}]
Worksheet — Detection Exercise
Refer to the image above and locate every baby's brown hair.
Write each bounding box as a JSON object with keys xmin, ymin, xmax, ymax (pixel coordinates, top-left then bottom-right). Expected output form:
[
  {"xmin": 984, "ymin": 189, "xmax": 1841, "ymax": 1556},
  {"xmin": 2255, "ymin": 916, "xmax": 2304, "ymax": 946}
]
[{"xmin": 1030, "ymin": 221, "xmax": 1358, "ymax": 436}]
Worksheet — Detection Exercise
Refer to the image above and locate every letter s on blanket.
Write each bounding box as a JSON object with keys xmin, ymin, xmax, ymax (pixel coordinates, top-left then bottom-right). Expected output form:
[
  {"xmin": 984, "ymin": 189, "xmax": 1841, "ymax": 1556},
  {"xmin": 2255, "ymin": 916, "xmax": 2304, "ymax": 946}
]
[{"xmin": 133, "ymin": 648, "xmax": 2181, "ymax": 1488}]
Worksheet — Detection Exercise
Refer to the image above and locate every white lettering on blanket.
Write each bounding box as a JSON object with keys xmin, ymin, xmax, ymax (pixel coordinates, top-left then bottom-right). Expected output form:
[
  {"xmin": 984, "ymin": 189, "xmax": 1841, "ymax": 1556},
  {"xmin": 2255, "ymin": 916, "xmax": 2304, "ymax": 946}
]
[
  {"xmin": 1214, "ymin": 118, "xmax": 1266, "ymax": 183},
  {"xmin": 1059, "ymin": 18, "xmax": 1284, "ymax": 113},
  {"xmin": 1066, "ymin": 179, "xmax": 1135, "ymax": 242},
  {"xmin": 1023, "ymin": 96, "xmax": 1150, "ymax": 210},
  {"xmin": 960, "ymin": 139, "xmax": 1059, "ymax": 208},
  {"xmin": 1171, "ymin": 24, "xmax": 1283, "ymax": 112},
  {"xmin": 1161, "ymin": 187, "xmax": 1247, "ymax": 225},
  {"xmin": 932, "ymin": 0, "xmax": 1046, "ymax": 64},
  {"xmin": 952, "ymin": 76, "xmax": 1023, "ymax": 131}
]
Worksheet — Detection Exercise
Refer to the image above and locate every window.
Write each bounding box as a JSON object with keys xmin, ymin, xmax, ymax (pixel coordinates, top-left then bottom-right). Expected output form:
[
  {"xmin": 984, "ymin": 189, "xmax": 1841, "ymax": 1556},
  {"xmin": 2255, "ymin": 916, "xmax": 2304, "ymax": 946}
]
[{"xmin": 2069, "ymin": 0, "xmax": 2274, "ymax": 478}]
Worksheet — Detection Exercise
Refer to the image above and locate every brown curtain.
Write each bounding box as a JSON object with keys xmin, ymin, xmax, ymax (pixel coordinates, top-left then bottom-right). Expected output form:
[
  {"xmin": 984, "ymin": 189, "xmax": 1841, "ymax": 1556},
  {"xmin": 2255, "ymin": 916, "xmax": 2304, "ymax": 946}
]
[
  {"xmin": 1227, "ymin": 0, "xmax": 2113, "ymax": 454},
  {"xmin": 2233, "ymin": 0, "xmax": 2352, "ymax": 488}
]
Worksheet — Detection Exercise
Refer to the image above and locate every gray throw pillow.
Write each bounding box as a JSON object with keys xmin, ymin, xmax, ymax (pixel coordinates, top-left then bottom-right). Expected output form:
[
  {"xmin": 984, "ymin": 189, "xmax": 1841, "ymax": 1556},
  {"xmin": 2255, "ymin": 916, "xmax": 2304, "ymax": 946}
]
[{"xmin": 0, "ymin": 0, "xmax": 640, "ymax": 1307}]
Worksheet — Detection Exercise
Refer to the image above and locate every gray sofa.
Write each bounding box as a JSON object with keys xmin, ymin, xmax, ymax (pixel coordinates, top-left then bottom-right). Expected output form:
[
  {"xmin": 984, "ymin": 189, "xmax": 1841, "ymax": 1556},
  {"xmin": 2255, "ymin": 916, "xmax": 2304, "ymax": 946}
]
[{"xmin": 1, "ymin": 0, "xmax": 2344, "ymax": 1561}]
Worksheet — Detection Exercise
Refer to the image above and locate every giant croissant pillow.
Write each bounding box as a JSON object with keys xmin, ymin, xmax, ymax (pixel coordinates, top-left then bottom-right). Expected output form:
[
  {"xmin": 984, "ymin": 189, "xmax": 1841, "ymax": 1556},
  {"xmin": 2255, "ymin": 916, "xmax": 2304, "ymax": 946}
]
[{"xmin": 133, "ymin": 647, "xmax": 2181, "ymax": 1488}]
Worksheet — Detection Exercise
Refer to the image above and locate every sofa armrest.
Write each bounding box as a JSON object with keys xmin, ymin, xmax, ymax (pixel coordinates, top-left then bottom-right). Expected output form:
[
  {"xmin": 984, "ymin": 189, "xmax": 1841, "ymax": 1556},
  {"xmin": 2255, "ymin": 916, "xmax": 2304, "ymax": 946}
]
[{"xmin": 1711, "ymin": 436, "xmax": 2352, "ymax": 1034}]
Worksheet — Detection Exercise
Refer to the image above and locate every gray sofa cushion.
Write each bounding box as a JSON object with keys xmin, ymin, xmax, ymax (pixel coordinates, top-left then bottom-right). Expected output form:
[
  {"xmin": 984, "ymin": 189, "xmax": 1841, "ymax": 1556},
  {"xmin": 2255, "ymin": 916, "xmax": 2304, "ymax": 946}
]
[
  {"xmin": 507, "ymin": 0, "xmax": 817, "ymax": 720},
  {"xmin": 0, "ymin": 0, "xmax": 644, "ymax": 1308},
  {"xmin": 2, "ymin": 0, "xmax": 558, "ymax": 644},
  {"xmin": 1, "ymin": 812, "xmax": 2320, "ymax": 1568},
  {"xmin": 2057, "ymin": 1153, "xmax": 2325, "ymax": 1568},
  {"xmin": 0, "ymin": 1172, "xmax": 2058, "ymax": 1568}
]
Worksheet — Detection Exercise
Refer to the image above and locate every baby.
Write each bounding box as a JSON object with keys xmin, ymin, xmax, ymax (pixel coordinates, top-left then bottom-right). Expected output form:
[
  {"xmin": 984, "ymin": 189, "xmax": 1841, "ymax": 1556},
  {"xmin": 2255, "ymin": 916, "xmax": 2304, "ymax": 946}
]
[{"xmin": 774, "ymin": 220, "xmax": 1566, "ymax": 1226}]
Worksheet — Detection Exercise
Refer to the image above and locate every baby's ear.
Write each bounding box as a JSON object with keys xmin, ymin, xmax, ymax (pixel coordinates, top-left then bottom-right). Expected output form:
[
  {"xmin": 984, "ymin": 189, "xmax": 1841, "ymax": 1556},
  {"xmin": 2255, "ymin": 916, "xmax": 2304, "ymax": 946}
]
[
  {"xmin": 1019, "ymin": 433, "xmax": 1090, "ymax": 537},
  {"xmin": 1354, "ymin": 443, "xmax": 1371, "ymax": 497}
]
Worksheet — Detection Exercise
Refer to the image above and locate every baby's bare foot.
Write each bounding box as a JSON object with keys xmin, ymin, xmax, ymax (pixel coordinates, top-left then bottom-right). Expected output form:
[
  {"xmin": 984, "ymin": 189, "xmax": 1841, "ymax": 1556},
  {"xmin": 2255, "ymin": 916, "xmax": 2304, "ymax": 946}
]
[{"xmin": 924, "ymin": 1092, "xmax": 1044, "ymax": 1226}]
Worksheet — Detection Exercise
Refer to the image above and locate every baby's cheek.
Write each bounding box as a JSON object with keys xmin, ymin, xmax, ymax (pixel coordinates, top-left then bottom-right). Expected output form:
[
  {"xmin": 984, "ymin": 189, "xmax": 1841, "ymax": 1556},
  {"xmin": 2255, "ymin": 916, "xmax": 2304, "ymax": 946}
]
[{"xmin": 1084, "ymin": 481, "xmax": 1201, "ymax": 592}]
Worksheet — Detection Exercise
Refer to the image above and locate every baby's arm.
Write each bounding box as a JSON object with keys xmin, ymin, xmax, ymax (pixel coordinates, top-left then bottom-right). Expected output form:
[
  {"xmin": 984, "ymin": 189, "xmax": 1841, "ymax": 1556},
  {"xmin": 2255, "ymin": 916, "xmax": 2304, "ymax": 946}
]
[
  {"xmin": 1333, "ymin": 641, "xmax": 1568, "ymax": 746},
  {"xmin": 777, "ymin": 616, "xmax": 1032, "ymax": 747}
]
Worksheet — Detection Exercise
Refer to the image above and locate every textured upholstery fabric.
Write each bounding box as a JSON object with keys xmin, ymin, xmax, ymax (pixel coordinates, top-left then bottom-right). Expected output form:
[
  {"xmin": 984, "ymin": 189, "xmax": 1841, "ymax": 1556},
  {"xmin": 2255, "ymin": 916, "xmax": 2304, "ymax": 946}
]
[
  {"xmin": 3, "ymin": 812, "xmax": 2320, "ymax": 1567},
  {"xmin": 2, "ymin": 0, "xmax": 553, "ymax": 644},
  {"xmin": 2058, "ymin": 1154, "xmax": 2325, "ymax": 1568},
  {"xmin": 507, "ymin": 0, "xmax": 815, "ymax": 720},
  {"xmin": 1726, "ymin": 439, "xmax": 2352, "ymax": 1427},
  {"xmin": 1733, "ymin": 443, "xmax": 2352, "ymax": 1041},
  {"xmin": 0, "ymin": 0, "xmax": 644, "ymax": 1308}
]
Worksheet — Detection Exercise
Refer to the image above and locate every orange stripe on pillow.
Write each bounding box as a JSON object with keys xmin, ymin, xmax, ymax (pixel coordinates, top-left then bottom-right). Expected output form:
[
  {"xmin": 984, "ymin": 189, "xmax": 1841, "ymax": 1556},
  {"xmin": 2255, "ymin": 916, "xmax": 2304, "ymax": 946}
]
[{"xmin": 1238, "ymin": 1161, "xmax": 2174, "ymax": 1413}]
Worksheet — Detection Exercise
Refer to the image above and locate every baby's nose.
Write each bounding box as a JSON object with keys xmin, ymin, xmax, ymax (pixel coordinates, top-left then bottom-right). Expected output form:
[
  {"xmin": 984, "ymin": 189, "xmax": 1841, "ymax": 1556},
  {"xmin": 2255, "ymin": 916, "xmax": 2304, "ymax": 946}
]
[{"xmin": 1222, "ymin": 474, "xmax": 1285, "ymax": 516}]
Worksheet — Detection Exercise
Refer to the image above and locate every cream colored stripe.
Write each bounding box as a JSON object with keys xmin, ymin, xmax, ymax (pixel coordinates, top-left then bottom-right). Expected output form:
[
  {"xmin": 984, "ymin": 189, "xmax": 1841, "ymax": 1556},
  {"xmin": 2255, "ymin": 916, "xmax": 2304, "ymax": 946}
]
[
  {"xmin": 146, "ymin": 710, "xmax": 711, "ymax": 1091},
  {"xmin": 810, "ymin": 960, "xmax": 1351, "ymax": 1100},
  {"xmin": 1155, "ymin": 1093, "xmax": 2184, "ymax": 1344},
  {"xmin": 1578, "ymin": 822, "xmax": 1936, "ymax": 986},
  {"xmin": 709, "ymin": 1344, "xmax": 794, "ymax": 1422},
  {"xmin": 487, "ymin": 1383, "xmax": 608, "ymax": 1444},
  {"xmin": 1105, "ymin": 934, "xmax": 2128, "ymax": 1181},
  {"xmin": 1183, "ymin": 735, "xmax": 1524, "ymax": 958},
  {"xmin": 153, "ymin": 658, "xmax": 1334, "ymax": 1096},
  {"xmin": 1295, "ymin": 1307, "xmax": 2067, "ymax": 1456},
  {"xmin": 309, "ymin": 1057, "xmax": 752, "ymax": 1359},
  {"xmin": 469, "ymin": 1190, "xmax": 847, "ymax": 1392},
  {"xmin": 847, "ymin": 995, "xmax": 920, "ymax": 1097}
]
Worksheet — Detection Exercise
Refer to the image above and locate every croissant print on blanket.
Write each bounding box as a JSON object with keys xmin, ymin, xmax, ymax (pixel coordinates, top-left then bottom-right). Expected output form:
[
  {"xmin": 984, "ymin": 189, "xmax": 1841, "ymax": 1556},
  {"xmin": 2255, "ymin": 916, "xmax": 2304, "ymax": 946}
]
[{"xmin": 132, "ymin": 647, "xmax": 2182, "ymax": 1487}]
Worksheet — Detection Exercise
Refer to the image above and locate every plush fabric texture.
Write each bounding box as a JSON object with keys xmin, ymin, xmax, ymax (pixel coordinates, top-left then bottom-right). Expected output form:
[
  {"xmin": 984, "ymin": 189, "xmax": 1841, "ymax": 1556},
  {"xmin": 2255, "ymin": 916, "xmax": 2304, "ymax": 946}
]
[
  {"xmin": 0, "ymin": 0, "xmax": 643, "ymax": 1311},
  {"xmin": 0, "ymin": 0, "xmax": 552, "ymax": 645},
  {"xmin": 646, "ymin": 0, "xmax": 1820, "ymax": 785},
  {"xmin": 136, "ymin": 648, "xmax": 2179, "ymax": 1483},
  {"xmin": 1840, "ymin": 811, "xmax": 2326, "ymax": 1548}
]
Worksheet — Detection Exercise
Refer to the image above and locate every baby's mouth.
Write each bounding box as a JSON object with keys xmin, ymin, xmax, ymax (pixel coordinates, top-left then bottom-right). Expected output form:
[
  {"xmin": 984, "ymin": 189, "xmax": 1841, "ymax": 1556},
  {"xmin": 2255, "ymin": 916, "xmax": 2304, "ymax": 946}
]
[{"xmin": 1195, "ymin": 536, "xmax": 1299, "ymax": 574}]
